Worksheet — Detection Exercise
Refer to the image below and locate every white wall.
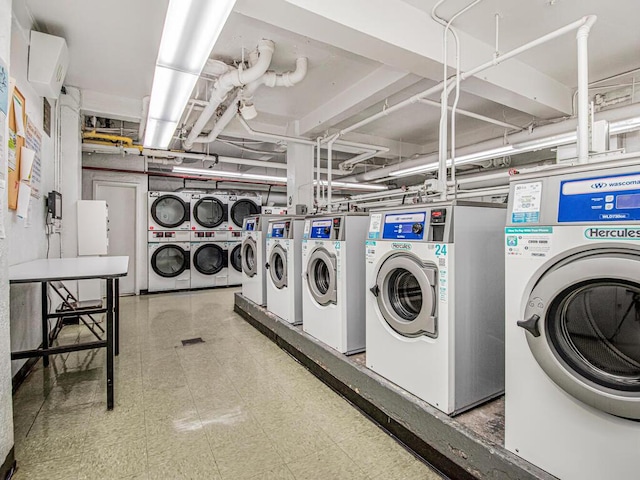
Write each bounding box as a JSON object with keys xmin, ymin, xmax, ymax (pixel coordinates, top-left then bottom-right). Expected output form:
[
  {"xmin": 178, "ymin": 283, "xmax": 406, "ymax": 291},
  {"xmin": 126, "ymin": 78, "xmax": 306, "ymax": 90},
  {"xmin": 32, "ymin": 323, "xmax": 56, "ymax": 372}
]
[
  {"xmin": 8, "ymin": 15, "xmax": 59, "ymax": 375},
  {"xmin": 82, "ymin": 155, "xmax": 148, "ymax": 292},
  {"xmin": 0, "ymin": 0, "xmax": 14, "ymax": 467}
]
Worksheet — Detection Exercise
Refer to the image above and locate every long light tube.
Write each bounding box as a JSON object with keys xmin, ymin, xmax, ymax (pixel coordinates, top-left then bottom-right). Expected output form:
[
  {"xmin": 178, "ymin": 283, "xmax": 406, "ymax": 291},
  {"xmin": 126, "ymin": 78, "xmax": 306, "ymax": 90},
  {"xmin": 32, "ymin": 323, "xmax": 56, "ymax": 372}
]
[
  {"xmin": 144, "ymin": 0, "xmax": 237, "ymax": 149},
  {"xmin": 172, "ymin": 166, "xmax": 388, "ymax": 190}
]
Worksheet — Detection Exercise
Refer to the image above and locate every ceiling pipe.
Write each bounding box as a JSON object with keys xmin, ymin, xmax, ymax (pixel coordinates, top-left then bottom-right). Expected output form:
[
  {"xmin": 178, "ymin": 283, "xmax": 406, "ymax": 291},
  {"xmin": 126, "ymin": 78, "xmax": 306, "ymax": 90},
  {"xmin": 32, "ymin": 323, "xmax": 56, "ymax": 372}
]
[
  {"xmin": 138, "ymin": 96, "xmax": 150, "ymax": 143},
  {"xmin": 337, "ymin": 104, "xmax": 640, "ymax": 183},
  {"xmin": 577, "ymin": 16, "xmax": 598, "ymax": 163},
  {"xmin": 183, "ymin": 39, "xmax": 275, "ymax": 150},
  {"xmin": 417, "ymin": 98, "xmax": 522, "ymax": 130}
]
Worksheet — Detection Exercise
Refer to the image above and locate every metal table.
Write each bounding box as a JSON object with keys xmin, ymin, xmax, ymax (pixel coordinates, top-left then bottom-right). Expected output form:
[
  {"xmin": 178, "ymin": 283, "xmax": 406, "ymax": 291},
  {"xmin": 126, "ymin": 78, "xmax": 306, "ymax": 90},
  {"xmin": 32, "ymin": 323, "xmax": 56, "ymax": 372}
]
[{"xmin": 9, "ymin": 256, "xmax": 129, "ymax": 410}]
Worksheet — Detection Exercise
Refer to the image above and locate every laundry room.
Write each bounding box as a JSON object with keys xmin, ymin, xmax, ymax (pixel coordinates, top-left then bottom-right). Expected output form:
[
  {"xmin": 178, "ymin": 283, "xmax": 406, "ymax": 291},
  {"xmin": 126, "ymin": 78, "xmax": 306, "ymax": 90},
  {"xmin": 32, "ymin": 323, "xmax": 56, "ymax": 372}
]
[{"xmin": 1, "ymin": 0, "xmax": 640, "ymax": 479}]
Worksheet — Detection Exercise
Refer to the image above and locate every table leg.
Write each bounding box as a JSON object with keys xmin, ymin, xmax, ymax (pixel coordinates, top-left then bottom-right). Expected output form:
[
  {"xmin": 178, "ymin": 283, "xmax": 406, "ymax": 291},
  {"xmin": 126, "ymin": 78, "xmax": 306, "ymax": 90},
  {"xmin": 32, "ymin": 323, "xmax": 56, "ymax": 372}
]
[
  {"xmin": 106, "ymin": 278, "xmax": 114, "ymax": 410},
  {"xmin": 114, "ymin": 278, "xmax": 120, "ymax": 356},
  {"xmin": 41, "ymin": 282, "xmax": 49, "ymax": 367}
]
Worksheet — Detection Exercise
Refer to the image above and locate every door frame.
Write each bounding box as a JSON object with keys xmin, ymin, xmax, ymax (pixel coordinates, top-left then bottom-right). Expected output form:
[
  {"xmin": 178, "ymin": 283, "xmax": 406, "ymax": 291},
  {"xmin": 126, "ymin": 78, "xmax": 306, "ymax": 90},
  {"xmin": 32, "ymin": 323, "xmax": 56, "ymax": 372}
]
[{"xmin": 93, "ymin": 180, "xmax": 141, "ymax": 295}]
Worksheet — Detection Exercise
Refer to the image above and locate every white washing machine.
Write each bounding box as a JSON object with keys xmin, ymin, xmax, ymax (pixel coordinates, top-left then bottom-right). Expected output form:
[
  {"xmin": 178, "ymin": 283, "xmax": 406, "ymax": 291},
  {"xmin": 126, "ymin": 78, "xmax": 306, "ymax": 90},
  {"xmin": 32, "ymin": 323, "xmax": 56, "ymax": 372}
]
[
  {"xmin": 241, "ymin": 215, "xmax": 269, "ymax": 305},
  {"xmin": 190, "ymin": 231, "xmax": 228, "ymax": 289},
  {"xmin": 505, "ymin": 162, "xmax": 640, "ymax": 480},
  {"xmin": 302, "ymin": 214, "xmax": 369, "ymax": 353},
  {"xmin": 227, "ymin": 240, "xmax": 243, "ymax": 286},
  {"xmin": 265, "ymin": 217, "xmax": 305, "ymax": 324},
  {"xmin": 190, "ymin": 193, "xmax": 228, "ymax": 231},
  {"xmin": 148, "ymin": 191, "xmax": 191, "ymax": 231},
  {"xmin": 229, "ymin": 194, "xmax": 262, "ymax": 231},
  {"xmin": 366, "ymin": 203, "xmax": 506, "ymax": 415},
  {"xmin": 148, "ymin": 230, "xmax": 191, "ymax": 292}
]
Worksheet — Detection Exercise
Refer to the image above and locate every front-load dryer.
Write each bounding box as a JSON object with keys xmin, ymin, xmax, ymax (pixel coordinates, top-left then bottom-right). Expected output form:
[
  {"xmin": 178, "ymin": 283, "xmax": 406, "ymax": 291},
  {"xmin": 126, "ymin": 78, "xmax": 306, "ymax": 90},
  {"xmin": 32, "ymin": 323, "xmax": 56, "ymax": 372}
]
[
  {"xmin": 190, "ymin": 193, "xmax": 228, "ymax": 231},
  {"xmin": 366, "ymin": 202, "xmax": 506, "ymax": 415},
  {"xmin": 190, "ymin": 231, "xmax": 228, "ymax": 289},
  {"xmin": 227, "ymin": 240, "xmax": 242, "ymax": 286},
  {"xmin": 505, "ymin": 162, "xmax": 640, "ymax": 480},
  {"xmin": 265, "ymin": 217, "xmax": 305, "ymax": 324},
  {"xmin": 148, "ymin": 191, "xmax": 191, "ymax": 231},
  {"xmin": 302, "ymin": 214, "xmax": 369, "ymax": 353},
  {"xmin": 229, "ymin": 195, "xmax": 261, "ymax": 231},
  {"xmin": 148, "ymin": 231, "xmax": 191, "ymax": 292},
  {"xmin": 241, "ymin": 215, "xmax": 269, "ymax": 305}
]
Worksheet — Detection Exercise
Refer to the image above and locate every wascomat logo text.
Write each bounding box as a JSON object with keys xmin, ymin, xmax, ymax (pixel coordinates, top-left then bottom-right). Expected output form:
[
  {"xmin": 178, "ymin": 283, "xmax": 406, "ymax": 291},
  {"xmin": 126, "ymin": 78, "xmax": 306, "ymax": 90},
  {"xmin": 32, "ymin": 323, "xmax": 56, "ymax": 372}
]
[{"xmin": 585, "ymin": 228, "xmax": 640, "ymax": 239}]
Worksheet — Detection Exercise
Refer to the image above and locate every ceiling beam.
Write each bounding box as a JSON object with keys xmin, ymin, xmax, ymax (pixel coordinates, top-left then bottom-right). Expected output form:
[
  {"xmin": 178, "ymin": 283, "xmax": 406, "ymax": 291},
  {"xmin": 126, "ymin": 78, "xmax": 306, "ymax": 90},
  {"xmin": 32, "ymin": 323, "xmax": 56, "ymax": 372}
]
[
  {"xmin": 235, "ymin": 0, "xmax": 573, "ymax": 117},
  {"xmin": 298, "ymin": 65, "xmax": 420, "ymax": 136},
  {"xmin": 81, "ymin": 89, "xmax": 143, "ymax": 123}
]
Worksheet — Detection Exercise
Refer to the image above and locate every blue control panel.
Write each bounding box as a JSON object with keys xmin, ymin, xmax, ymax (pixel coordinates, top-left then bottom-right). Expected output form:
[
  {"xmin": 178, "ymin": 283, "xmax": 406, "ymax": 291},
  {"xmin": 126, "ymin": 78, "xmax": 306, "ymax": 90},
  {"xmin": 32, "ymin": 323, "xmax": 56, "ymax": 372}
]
[
  {"xmin": 270, "ymin": 223, "xmax": 286, "ymax": 238},
  {"xmin": 310, "ymin": 220, "xmax": 332, "ymax": 239},
  {"xmin": 559, "ymin": 172, "xmax": 640, "ymax": 222},
  {"xmin": 382, "ymin": 212, "xmax": 426, "ymax": 240},
  {"xmin": 245, "ymin": 220, "xmax": 255, "ymax": 231}
]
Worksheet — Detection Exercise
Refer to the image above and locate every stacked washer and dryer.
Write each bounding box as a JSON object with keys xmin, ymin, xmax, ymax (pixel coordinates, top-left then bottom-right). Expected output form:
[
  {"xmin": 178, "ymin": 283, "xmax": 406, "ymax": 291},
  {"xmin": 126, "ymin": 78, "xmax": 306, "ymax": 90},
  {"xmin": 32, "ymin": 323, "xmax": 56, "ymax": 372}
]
[
  {"xmin": 148, "ymin": 192, "xmax": 192, "ymax": 293},
  {"xmin": 365, "ymin": 203, "xmax": 506, "ymax": 415},
  {"xmin": 505, "ymin": 163, "xmax": 640, "ymax": 480},
  {"xmin": 148, "ymin": 191, "xmax": 262, "ymax": 292}
]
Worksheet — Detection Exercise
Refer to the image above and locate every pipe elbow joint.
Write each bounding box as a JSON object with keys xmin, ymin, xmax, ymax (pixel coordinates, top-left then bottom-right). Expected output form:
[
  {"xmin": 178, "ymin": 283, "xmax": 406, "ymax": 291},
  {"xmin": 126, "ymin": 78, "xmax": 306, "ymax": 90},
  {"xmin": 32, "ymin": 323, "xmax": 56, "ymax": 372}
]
[{"xmin": 577, "ymin": 14, "xmax": 597, "ymax": 37}]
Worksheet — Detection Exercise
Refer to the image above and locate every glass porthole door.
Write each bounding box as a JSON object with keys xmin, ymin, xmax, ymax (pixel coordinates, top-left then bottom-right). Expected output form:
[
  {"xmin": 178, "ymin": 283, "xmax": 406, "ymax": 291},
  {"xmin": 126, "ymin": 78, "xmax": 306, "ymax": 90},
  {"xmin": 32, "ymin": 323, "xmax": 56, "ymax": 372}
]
[
  {"xmin": 151, "ymin": 245, "xmax": 189, "ymax": 277},
  {"xmin": 306, "ymin": 248, "xmax": 337, "ymax": 305},
  {"xmin": 242, "ymin": 238, "xmax": 257, "ymax": 277},
  {"xmin": 151, "ymin": 195, "xmax": 188, "ymax": 228},
  {"xmin": 268, "ymin": 245, "xmax": 288, "ymax": 289}
]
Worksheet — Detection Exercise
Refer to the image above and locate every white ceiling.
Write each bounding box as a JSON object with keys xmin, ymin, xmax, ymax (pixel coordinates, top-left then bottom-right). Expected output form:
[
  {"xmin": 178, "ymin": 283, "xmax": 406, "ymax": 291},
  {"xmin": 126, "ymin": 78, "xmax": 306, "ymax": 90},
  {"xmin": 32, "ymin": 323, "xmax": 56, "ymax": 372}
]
[{"xmin": 20, "ymin": 0, "xmax": 640, "ymax": 175}]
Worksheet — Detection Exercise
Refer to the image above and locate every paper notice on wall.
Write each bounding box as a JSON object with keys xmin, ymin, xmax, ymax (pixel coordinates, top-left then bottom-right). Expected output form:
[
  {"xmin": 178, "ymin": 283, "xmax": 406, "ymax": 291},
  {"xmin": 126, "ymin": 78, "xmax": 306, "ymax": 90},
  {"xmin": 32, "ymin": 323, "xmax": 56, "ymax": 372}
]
[
  {"xmin": 0, "ymin": 112, "xmax": 6, "ymax": 238},
  {"xmin": 13, "ymin": 97, "xmax": 25, "ymax": 137},
  {"xmin": 16, "ymin": 183, "xmax": 30, "ymax": 219},
  {"xmin": 25, "ymin": 119, "xmax": 42, "ymax": 198},
  {"xmin": 7, "ymin": 129, "xmax": 16, "ymax": 171},
  {"xmin": 20, "ymin": 146, "xmax": 34, "ymax": 181}
]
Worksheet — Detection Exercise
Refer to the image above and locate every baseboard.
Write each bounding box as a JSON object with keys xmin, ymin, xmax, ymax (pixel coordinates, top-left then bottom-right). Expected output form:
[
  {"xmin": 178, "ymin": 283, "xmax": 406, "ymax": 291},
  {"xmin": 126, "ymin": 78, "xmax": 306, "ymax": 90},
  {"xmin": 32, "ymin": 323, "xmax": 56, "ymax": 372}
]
[{"xmin": 1, "ymin": 447, "xmax": 16, "ymax": 480}]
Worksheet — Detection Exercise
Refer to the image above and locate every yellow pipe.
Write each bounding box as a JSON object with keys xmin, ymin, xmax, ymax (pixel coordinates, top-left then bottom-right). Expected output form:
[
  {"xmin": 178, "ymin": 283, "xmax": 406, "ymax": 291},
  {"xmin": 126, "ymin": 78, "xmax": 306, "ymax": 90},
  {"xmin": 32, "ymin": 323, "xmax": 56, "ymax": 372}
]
[
  {"xmin": 83, "ymin": 140, "xmax": 143, "ymax": 152},
  {"xmin": 83, "ymin": 130, "xmax": 134, "ymax": 147}
]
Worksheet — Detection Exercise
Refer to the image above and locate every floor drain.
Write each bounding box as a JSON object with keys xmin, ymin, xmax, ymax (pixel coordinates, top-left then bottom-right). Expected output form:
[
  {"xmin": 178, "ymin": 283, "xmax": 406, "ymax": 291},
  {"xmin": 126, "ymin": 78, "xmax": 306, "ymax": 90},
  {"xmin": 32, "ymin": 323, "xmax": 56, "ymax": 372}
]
[{"xmin": 181, "ymin": 337, "xmax": 204, "ymax": 346}]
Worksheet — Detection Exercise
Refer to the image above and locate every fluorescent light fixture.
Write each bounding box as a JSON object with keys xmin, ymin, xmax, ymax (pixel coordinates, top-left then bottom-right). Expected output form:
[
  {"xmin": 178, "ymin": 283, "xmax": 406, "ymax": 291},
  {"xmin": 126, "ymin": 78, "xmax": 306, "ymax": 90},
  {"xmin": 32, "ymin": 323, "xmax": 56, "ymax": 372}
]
[
  {"xmin": 144, "ymin": 0, "xmax": 237, "ymax": 149},
  {"xmin": 513, "ymin": 133, "xmax": 577, "ymax": 152},
  {"xmin": 173, "ymin": 166, "xmax": 287, "ymax": 183},
  {"xmin": 610, "ymin": 117, "xmax": 640, "ymax": 135},
  {"xmin": 316, "ymin": 180, "xmax": 388, "ymax": 191}
]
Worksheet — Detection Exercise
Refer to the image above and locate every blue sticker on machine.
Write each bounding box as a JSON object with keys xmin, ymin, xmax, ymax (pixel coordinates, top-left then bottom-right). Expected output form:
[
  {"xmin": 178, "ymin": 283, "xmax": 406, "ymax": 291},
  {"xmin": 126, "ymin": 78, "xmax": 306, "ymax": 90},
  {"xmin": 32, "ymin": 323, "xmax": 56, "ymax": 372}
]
[{"xmin": 558, "ymin": 172, "xmax": 640, "ymax": 222}]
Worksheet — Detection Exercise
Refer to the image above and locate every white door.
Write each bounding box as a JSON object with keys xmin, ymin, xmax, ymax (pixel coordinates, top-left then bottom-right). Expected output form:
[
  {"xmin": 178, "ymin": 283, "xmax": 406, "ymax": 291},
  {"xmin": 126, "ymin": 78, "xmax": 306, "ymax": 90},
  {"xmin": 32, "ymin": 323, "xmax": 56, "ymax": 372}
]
[{"xmin": 95, "ymin": 184, "xmax": 137, "ymax": 295}]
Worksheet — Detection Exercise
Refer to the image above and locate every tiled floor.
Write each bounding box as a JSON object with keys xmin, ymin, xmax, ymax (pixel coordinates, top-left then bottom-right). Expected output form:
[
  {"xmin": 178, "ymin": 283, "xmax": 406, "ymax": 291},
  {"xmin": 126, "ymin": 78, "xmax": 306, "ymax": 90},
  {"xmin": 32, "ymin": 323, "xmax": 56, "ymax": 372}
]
[{"xmin": 11, "ymin": 288, "xmax": 442, "ymax": 480}]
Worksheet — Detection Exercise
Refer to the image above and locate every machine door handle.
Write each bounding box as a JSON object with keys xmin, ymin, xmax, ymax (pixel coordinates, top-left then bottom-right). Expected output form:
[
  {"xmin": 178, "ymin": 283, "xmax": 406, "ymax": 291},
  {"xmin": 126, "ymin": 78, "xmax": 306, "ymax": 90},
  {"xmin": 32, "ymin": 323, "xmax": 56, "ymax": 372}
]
[
  {"xmin": 265, "ymin": 262, "xmax": 270, "ymax": 269},
  {"xmin": 370, "ymin": 285, "xmax": 380, "ymax": 297},
  {"xmin": 517, "ymin": 314, "xmax": 541, "ymax": 337}
]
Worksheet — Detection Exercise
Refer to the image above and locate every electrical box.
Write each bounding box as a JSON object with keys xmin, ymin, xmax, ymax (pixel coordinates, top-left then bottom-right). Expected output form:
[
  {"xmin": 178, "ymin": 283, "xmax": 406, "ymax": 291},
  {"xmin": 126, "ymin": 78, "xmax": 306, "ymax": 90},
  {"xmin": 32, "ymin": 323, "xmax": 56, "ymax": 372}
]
[
  {"xmin": 77, "ymin": 200, "xmax": 109, "ymax": 255},
  {"xmin": 28, "ymin": 31, "xmax": 69, "ymax": 99}
]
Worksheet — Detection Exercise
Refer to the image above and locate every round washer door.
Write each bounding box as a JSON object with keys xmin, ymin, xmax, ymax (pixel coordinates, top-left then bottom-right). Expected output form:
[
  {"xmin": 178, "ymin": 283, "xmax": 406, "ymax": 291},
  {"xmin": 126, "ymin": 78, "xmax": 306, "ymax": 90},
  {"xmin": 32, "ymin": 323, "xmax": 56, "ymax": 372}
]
[
  {"xmin": 231, "ymin": 199, "xmax": 260, "ymax": 228},
  {"xmin": 193, "ymin": 197, "xmax": 225, "ymax": 228},
  {"xmin": 242, "ymin": 237, "xmax": 257, "ymax": 277},
  {"xmin": 371, "ymin": 254, "xmax": 437, "ymax": 337},
  {"xmin": 193, "ymin": 244, "xmax": 227, "ymax": 275},
  {"xmin": 151, "ymin": 195, "xmax": 189, "ymax": 228},
  {"xmin": 306, "ymin": 248, "xmax": 337, "ymax": 306},
  {"xmin": 230, "ymin": 245, "xmax": 242, "ymax": 272},
  {"xmin": 268, "ymin": 245, "xmax": 288, "ymax": 289},
  {"xmin": 520, "ymin": 250, "xmax": 640, "ymax": 419},
  {"xmin": 151, "ymin": 245, "xmax": 189, "ymax": 278}
]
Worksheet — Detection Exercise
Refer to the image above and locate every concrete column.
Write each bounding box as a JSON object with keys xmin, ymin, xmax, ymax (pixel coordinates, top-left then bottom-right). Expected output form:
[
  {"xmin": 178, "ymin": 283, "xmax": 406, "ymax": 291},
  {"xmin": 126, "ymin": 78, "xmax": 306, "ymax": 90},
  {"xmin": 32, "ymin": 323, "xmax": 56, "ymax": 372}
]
[{"xmin": 286, "ymin": 142, "xmax": 314, "ymax": 213}]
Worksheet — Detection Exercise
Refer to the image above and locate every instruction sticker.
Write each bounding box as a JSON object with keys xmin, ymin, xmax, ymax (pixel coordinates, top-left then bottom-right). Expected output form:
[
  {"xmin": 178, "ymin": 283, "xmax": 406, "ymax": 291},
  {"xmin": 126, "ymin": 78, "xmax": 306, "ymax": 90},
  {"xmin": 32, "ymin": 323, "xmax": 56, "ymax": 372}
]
[
  {"xmin": 439, "ymin": 268, "xmax": 448, "ymax": 302},
  {"xmin": 505, "ymin": 227, "xmax": 553, "ymax": 258},
  {"xmin": 511, "ymin": 182, "xmax": 542, "ymax": 224},
  {"xmin": 303, "ymin": 220, "xmax": 310, "ymax": 238},
  {"xmin": 368, "ymin": 213, "xmax": 382, "ymax": 239},
  {"xmin": 365, "ymin": 240, "xmax": 376, "ymax": 263}
]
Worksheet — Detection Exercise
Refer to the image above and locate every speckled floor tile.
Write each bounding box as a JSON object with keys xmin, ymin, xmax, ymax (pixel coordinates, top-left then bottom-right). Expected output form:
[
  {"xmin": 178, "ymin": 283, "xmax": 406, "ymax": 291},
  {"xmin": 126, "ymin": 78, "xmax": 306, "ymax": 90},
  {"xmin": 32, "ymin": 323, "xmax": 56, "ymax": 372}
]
[
  {"xmin": 77, "ymin": 435, "xmax": 147, "ymax": 480},
  {"xmin": 11, "ymin": 454, "xmax": 82, "ymax": 480}
]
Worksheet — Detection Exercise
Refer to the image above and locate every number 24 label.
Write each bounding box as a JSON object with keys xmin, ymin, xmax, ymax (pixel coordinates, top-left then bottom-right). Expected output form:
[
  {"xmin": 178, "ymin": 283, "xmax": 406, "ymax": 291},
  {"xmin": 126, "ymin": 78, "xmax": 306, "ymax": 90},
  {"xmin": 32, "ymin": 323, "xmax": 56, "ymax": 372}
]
[{"xmin": 435, "ymin": 244, "xmax": 447, "ymax": 256}]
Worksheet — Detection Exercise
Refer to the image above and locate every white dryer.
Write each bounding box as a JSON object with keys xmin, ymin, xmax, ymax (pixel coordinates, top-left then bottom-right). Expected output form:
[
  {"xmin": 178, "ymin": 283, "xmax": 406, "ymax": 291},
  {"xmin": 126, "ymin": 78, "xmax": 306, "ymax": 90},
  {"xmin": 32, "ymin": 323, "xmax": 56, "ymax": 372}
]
[
  {"xmin": 229, "ymin": 195, "xmax": 262, "ymax": 231},
  {"xmin": 366, "ymin": 203, "xmax": 505, "ymax": 415},
  {"xmin": 190, "ymin": 193, "xmax": 228, "ymax": 231},
  {"xmin": 148, "ymin": 231, "xmax": 191, "ymax": 292},
  {"xmin": 227, "ymin": 240, "xmax": 243, "ymax": 286},
  {"xmin": 302, "ymin": 214, "xmax": 369, "ymax": 353},
  {"xmin": 265, "ymin": 217, "xmax": 305, "ymax": 324},
  {"xmin": 190, "ymin": 231, "xmax": 228, "ymax": 289},
  {"xmin": 241, "ymin": 215, "xmax": 269, "ymax": 305},
  {"xmin": 148, "ymin": 191, "xmax": 191, "ymax": 231},
  {"xmin": 505, "ymin": 163, "xmax": 640, "ymax": 480}
]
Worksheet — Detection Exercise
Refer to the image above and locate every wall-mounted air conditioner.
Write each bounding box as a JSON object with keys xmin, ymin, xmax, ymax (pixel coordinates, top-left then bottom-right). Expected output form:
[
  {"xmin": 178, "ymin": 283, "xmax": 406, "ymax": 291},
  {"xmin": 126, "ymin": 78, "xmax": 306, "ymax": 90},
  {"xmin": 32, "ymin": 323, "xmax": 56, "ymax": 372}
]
[{"xmin": 28, "ymin": 31, "xmax": 69, "ymax": 99}]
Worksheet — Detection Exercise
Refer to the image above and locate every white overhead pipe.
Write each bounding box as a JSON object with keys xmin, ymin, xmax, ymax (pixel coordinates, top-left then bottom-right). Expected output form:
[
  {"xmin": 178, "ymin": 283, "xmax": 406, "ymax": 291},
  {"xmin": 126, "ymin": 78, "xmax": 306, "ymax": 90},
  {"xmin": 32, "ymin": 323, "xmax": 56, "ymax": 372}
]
[
  {"xmin": 326, "ymin": 133, "xmax": 339, "ymax": 211},
  {"xmin": 417, "ymin": 98, "xmax": 521, "ymax": 130},
  {"xmin": 138, "ymin": 96, "xmax": 150, "ymax": 142},
  {"xmin": 330, "ymin": 15, "xmax": 598, "ymax": 148},
  {"xmin": 316, "ymin": 137, "xmax": 321, "ymax": 202},
  {"xmin": 142, "ymin": 148, "xmax": 289, "ymax": 170},
  {"xmin": 262, "ymin": 57, "xmax": 308, "ymax": 88},
  {"xmin": 577, "ymin": 16, "xmax": 597, "ymax": 163},
  {"xmin": 184, "ymin": 39, "xmax": 275, "ymax": 150}
]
